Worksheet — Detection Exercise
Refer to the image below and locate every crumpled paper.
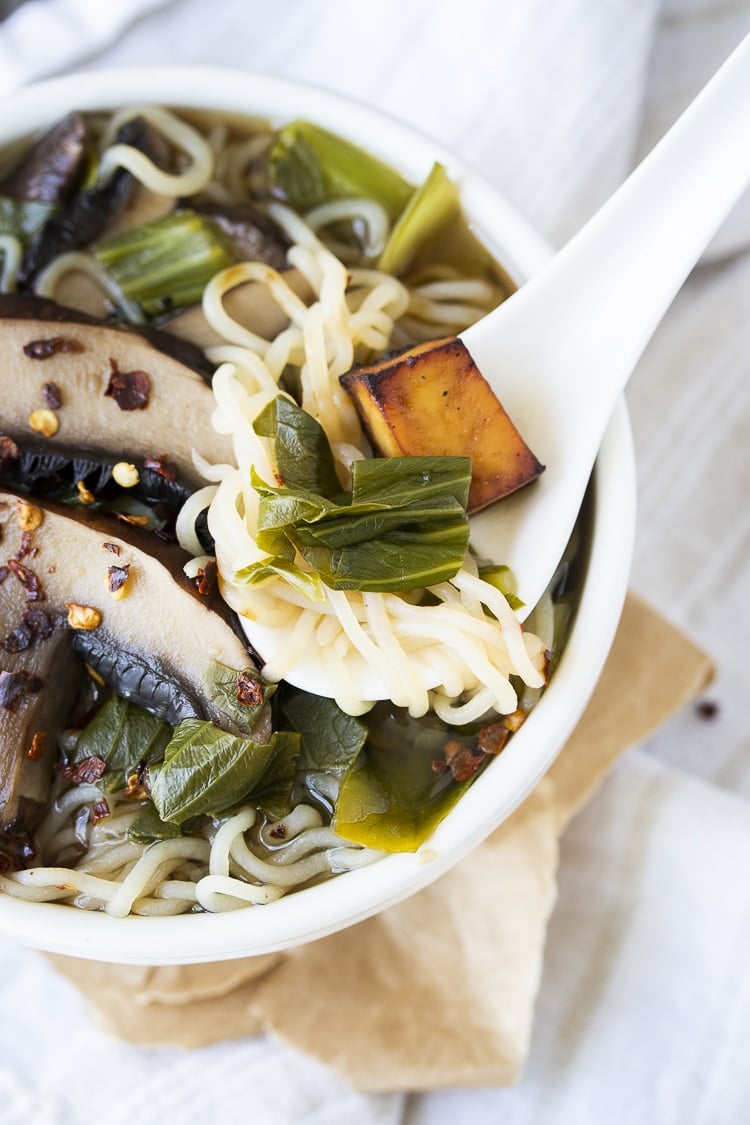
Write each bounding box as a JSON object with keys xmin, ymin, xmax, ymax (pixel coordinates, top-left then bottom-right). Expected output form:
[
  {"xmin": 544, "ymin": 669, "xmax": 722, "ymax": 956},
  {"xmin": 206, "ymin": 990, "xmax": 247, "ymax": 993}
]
[{"xmin": 48, "ymin": 592, "xmax": 713, "ymax": 1091}]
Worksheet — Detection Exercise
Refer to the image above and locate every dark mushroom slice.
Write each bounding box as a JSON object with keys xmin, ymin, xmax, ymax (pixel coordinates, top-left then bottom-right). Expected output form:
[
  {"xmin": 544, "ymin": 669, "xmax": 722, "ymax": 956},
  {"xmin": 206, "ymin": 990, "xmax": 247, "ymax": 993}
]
[
  {"xmin": 0, "ymin": 599, "xmax": 85, "ymax": 834},
  {"xmin": 0, "ymin": 293, "xmax": 229, "ymax": 490},
  {"xmin": 20, "ymin": 115, "xmax": 171, "ymax": 285},
  {"xmin": 0, "ymin": 112, "xmax": 88, "ymax": 205},
  {"xmin": 0, "ymin": 490, "xmax": 270, "ymax": 786},
  {"xmin": 161, "ymin": 266, "xmax": 313, "ymax": 351},
  {"xmin": 191, "ymin": 200, "xmax": 290, "ymax": 271},
  {"xmin": 0, "ymin": 437, "xmax": 191, "ymax": 528}
]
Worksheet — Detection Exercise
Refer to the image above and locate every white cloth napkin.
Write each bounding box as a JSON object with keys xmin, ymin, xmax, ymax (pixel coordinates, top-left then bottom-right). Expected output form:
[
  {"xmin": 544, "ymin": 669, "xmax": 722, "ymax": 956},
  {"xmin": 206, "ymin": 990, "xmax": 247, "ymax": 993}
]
[{"xmin": 1, "ymin": 2, "xmax": 749, "ymax": 1123}]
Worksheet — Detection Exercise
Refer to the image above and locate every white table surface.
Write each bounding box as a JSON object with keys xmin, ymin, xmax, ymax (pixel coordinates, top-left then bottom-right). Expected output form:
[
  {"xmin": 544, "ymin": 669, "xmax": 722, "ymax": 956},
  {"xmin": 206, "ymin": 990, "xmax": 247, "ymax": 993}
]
[{"xmin": 0, "ymin": 2, "xmax": 749, "ymax": 1122}]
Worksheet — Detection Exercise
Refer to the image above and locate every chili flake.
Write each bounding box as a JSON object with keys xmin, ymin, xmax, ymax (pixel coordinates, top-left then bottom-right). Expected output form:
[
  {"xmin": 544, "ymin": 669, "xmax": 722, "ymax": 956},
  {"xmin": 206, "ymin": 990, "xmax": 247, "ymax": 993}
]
[
  {"xmin": 1, "ymin": 608, "xmax": 53, "ymax": 654},
  {"xmin": 433, "ymin": 740, "xmax": 486, "ymax": 783},
  {"xmin": 28, "ymin": 408, "xmax": 59, "ymax": 437},
  {"xmin": 65, "ymin": 603, "xmax": 102, "ymax": 631},
  {"xmin": 7, "ymin": 558, "xmax": 44, "ymax": 602},
  {"xmin": 104, "ymin": 359, "xmax": 151, "ymax": 411},
  {"xmin": 143, "ymin": 454, "xmax": 178, "ymax": 482},
  {"xmin": 58, "ymin": 756, "xmax": 107, "ymax": 785},
  {"xmin": 107, "ymin": 564, "xmax": 131, "ymax": 599},
  {"xmin": 477, "ymin": 722, "xmax": 510, "ymax": 755},
  {"xmin": 236, "ymin": 670, "xmax": 263, "ymax": 708},
  {"xmin": 23, "ymin": 336, "xmax": 83, "ymax": 360},
  {"xmin": 125, "ymin": 760, "xmax": 150, "ymax": 800},
  {"xmin": 91, "ymin": 799, "xmax": 111, "ymax": 823},
  {"xmin": 0, "ymin": 669, "xmax": 43, "ymax": 711},
  {"xmin": 76, "ymin": 480, "xmax": 95, "ymax": 505},
  {"xmin": 41, "ymin": 381, "xmax": 63, "ymax": 409},
  {"xmin": 112, "ymin": 462, "xmax": 140, "ymax": 488},
  {"xmin": 16, "ymin": 499, "xmax": 43, "ymax": 532}
]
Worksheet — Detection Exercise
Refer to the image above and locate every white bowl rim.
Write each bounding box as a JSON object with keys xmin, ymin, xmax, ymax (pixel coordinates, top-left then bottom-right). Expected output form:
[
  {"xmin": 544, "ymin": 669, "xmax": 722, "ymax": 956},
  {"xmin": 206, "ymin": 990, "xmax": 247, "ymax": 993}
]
[{"xmin": 0, "ymin": 65, "xmax": 636, "ymax": 964}]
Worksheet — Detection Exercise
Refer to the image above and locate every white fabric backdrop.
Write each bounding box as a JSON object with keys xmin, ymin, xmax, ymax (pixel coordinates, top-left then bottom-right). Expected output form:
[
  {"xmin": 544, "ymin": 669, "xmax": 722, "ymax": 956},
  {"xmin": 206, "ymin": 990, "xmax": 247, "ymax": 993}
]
[{"xmin": 0, "ymin": 2, "xmax": 749, "ymax": 1122}]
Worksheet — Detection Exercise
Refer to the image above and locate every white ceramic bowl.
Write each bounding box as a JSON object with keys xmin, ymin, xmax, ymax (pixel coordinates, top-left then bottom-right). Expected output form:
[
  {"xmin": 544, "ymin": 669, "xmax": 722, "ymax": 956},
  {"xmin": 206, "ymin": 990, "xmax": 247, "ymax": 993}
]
[{"xmin": 0, "ymin": 67, "xmax": 636, "ymax": 963}]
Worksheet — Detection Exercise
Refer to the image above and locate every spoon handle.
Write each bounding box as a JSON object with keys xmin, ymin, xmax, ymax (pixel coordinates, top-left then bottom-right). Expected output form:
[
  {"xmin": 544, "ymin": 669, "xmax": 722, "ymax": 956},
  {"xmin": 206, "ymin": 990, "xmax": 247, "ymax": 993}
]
[
  {"xmin": 466, "ymin": 31, "xmax": 750, "ymax": 410},
  {"xmin": 464, "ymin": 32, "xmax": 750, "ymax": 612}
]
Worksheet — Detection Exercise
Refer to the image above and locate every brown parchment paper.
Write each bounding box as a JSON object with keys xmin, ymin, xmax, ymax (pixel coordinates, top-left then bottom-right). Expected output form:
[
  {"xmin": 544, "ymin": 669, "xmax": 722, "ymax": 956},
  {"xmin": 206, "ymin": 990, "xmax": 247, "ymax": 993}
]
[{"xmin": 47, "ymin": 591, "xmax": 714, "ymax": 1090}]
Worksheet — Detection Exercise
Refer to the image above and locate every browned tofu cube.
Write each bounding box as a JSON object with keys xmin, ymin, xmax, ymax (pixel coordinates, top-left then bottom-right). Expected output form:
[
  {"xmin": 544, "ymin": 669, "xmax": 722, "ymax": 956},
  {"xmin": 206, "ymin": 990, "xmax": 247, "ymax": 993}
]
[{"xmin": 340, "ymin": 336, "xmax": 544, "ymax": 514}]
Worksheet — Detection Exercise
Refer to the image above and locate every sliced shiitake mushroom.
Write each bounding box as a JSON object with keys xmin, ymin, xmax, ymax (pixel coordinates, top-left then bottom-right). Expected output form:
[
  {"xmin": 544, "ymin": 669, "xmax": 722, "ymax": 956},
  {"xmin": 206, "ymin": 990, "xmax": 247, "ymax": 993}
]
[
  {"xmin": 20, "ymin": 116, "xmax": 171, "ymax": 284},
  {"xmin": 191, "ymin": 200, "xmax": 290, "ymax": 270},
  {"xmin": 0, "ymin": 488, "xmax": 270, "ymax": 828},
  {"xmin": 0, "ymin": 603, "xmax": 84, "ymax": 834},
  {"xmin": 161, "ymin": 266, "xmax": 312, "ymax": 350},
  {"xmin": 0, "ymin": 293, "xmax": 228, "ymax": 490},
  {"xmin": 0, "ymin": 436, "xmax": 192, "ymax": 528},
  {"xmin": 0, "ymin": 111, "xmax": 88, "ymax": 205}
]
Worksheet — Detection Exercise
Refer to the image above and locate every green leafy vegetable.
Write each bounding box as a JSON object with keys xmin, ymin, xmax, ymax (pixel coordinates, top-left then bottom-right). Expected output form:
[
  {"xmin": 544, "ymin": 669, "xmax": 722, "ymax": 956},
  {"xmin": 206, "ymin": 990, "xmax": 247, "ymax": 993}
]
[
  {"xmin": 253, "ymin": 395, "xmax": 343, "ymax": 499},
  {"xmin": 241, "ymin": 397, "xmax": 471, "ymax": 592},
  {"xmin": 269, "ymin": 121, "xmax": 413, "ymax": 219},
  {"xmin": 478, "ymin": 563, "xmax": 525, "ymax": 612},
  {"xmin": 275, "ymin": 685, "xmax": 367, "ymax": 774},
  {"xmin": 332, "ymin": 703, "xmax": 475, "ymax": 852},
  {"xmin": 94, "ymin": 209, "xmax": 233, "ymax": 320},
  {"xmin": 127, "ymin": 802, "xmax": 183, "ymax": 844},
  {"xmin": 0, "ymin": 195, "xmax": 55, "ymax": 241},
  {"xmin": 150, "ymin": 721, "xmax": 300, "ymax": 825},
  {"xmin": 378, "ymin": 162, "xmax": 459, "ymax": 277},
  {"xmin": 72, "ymin": 695, "xmax": 172, "ymax": 793}
]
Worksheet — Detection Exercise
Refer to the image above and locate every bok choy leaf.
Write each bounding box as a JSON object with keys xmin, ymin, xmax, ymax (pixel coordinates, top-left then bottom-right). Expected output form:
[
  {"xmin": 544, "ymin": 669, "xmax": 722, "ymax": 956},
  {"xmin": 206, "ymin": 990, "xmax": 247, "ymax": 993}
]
[
  {"xmin": 71, "ymin": 695, "xmax": 172, "ymax": 793},
  {"xmin": 239, "ymin": 397, "xmax": 472, "ymax": 593},
  {"xmin": 94, "ymin": 210, "xmax": 232, "ymax": 320},
  {"xmin": 269, "ymin": 120, "xmax": 413, "ymax": 218},
  {"xmin": 150, "ymin": 722, "xmax": 300, "ymax": 825}
]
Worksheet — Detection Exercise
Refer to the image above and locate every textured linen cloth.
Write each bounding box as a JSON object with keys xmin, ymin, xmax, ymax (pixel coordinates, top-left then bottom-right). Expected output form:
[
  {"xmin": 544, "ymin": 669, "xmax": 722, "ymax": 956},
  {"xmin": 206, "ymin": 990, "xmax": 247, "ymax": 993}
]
[{"xmin": 0, "ymin": 2, "xmax": 749, "ymax": 1123}]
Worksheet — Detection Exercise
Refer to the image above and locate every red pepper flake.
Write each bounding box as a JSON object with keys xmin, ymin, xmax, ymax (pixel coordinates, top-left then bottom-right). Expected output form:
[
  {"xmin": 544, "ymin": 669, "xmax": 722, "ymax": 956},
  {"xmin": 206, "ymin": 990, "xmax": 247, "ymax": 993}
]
[
  {"xmin": 477, "ymin": 722, "xmax": 510, "ymax": 756},
  {"xmin": 433, "ymin": 719, "xmax": 515, "ymax": 783},
  {"xmin": 104, "ymin": 358, "xmax": 151, "ymax": 411},
  {"xmin": 143, "ymin": 454, "xmax": 178, "ymax": 482},
  {"xmin": 58, "ymin": 756, "xmax": 107, "ymax": 785},
  {"xmin": 103, "ymin": 542, "xmax": 122, "ymax": 555},
  {"xmin": 107, "ymin": 563, "xmax": 131, "ymax": 597},
  {"xmin": 23, "ymin": 336, "xmax": 84, "ymax": 360},
  {"xmin": 193, "ymin": 559, "xmax": 217, "ymax": 597},
  {"xmin": 268, "ymin": 823, "xmax": 287, "ymax": 840},
  {"xmin": 0, "ymin": 669, "xmax": 43, "ymax": 711},
  {"xmin": 236, "ymin": 670, "xmax": 263, "ymax": 708},
  {"xmin": 1, "ymin": 608, "xmax": 53, "ymax": 654},
  {"xmin": 91, "ymin": 798, "xmax": 111, "ymax": 823},
  {"xmin": 0, "ymin": 435, "xmax": 20, "ymax": 471},
  {"xmin": 41, "ymin": 381, "xmax": 63, "ymax": 409},
  {"xmin": 431, "ymin": 740, "xmax": 485, "ymax": 783},
  {"xmin": 7, "ymin": 558, "xmax": 45, "ymax": 602},
  {"xmin": 26, "ymin": 731, "xmax": 47, "ymax": 761},
  {"xmin": 14, "ymin": 530, "xmax": 33, "ymax": 561}
]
